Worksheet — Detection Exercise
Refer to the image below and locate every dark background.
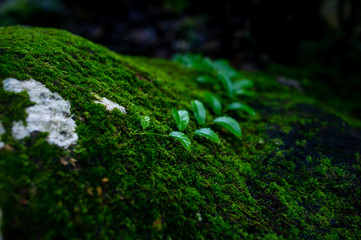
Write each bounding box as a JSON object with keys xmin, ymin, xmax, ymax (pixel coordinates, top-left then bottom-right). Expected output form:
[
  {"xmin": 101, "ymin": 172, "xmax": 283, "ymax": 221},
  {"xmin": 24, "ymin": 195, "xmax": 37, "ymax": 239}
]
[{"xmin": 1, "ymin": 0, "xmax": 361, "ymax": 118}]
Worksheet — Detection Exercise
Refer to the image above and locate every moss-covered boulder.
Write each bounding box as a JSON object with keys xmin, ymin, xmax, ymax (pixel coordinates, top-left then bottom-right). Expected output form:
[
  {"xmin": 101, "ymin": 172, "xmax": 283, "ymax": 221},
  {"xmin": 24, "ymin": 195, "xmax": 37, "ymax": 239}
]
[{"xmin": 0, "ymin": 26, "xmax": 360, "ymax": 239}]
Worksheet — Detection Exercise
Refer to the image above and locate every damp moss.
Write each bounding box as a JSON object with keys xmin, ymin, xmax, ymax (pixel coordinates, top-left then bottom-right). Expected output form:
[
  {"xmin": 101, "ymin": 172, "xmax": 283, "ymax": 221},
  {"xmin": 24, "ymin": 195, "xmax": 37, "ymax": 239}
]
[{"xmin": 0, "ymin": 26, "xmax": 360, "ymax": 239}]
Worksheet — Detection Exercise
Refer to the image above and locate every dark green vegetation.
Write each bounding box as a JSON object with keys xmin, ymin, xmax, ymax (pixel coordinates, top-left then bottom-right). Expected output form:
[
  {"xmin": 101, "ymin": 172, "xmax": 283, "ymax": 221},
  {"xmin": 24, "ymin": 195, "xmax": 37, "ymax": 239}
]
[{"xmin": 0, "ymin": 26, "xmax": 361, "ymax": 239}]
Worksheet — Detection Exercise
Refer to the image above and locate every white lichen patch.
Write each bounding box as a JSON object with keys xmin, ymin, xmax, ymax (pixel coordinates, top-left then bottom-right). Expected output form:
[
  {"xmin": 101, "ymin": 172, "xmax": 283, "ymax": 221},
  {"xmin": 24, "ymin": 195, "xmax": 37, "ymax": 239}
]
[
  {"xmin": 92, "ymin": 92, "xmax": 126, "ymax": 114},
  {"xmin": 0, "ymin": 121, "xmax": 5, "ymax": 148},
  {"xmin": 3, "ymin": 78, "xmax": 78, "ymax": 149}
]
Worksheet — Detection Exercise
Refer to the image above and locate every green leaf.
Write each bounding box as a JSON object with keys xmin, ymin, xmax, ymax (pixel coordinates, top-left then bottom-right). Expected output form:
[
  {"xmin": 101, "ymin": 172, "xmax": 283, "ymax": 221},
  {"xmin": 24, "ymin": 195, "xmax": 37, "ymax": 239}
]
[
  {"xmin": 234, "ymin": 89, "xmax": 256, "ymax": 97},
  {"xmin": 191, "ymin": 100, "xmax": 206, "ymax": 125},
  {"xmin": 228, "ymin": 102, "xmax": 256, "ymax": 116},
  {"xmin": 194, "ymin": 128, "xmax": 220, "ymax": 144},
  {"xmin": 233, "ymin": 79, "xmax": 254, "ymax": 90},
  {"xmin": 204, "ymin": 93, "xmax": 222, "ymax": 115},
  {"xmin": 169, "ymin": 131, "xmax": 191, "ymax": 151},
  {"xmin": 172, "ymin": 109, "xmax": 189, "ymax": 131},
  {"xmin": 218, "ymin": 73, "xmax": 234, "ymax": 97},
  {"xmin": 211, "ymin": 59, "xmax": 241, "ymax": 78},
  {"xmin": 196, "ymin": 75, "xmax": 218, "ymax": 84},
  {"xmin": 214, "ymin": 116, "xmax": 242, "ymax": 137},
  {"xmin": 173, "ymin": 54, "xmax": 213, "ymax": 73},
  {"xmin": 141, "ymin": 115, "xmax": 150, "ymax": 130}
]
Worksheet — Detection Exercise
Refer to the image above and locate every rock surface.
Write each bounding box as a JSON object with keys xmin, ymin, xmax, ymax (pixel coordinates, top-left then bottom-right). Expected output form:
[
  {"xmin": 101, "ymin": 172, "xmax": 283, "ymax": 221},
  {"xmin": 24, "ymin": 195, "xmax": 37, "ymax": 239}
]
[
  {"xmin": 0, "ymin": 26, "xmax": 360, "ymax": 239},
  {"xmin": 3, "ymin": 78, "xmax": 78, "ymax": 148}
]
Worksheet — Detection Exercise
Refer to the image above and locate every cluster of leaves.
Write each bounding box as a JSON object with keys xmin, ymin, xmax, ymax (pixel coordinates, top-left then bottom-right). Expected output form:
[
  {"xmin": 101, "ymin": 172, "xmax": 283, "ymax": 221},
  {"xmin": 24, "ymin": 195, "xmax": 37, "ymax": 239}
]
[
  {"xmin": 140, "ymin": 99, "xmax": 241, "ymax": 151},
  {"xmin": 173, "ymin": 53, "xmax": 256, "ymax": 116},
  {"xmin": 136, "ymin": 54, "xmax": 257, "ymax": 151}
]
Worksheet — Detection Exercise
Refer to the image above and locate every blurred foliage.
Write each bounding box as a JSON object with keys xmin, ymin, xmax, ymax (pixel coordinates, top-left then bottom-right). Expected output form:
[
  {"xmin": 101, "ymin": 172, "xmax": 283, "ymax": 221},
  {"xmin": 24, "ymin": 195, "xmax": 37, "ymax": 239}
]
[
  {"xmin": 1, "ymin": 0, "xmax": 360, "ymax": 68},
  {"xmin": 0, "ymin": 0, "xmax": 65, "ymax": 26},
  {"xmin": 174, "ymin": 53, "xmax": 257, "ymax": 116},
  {"xmin": 0, "ymin": 0, "xmax": 360, "ymax": 118}
]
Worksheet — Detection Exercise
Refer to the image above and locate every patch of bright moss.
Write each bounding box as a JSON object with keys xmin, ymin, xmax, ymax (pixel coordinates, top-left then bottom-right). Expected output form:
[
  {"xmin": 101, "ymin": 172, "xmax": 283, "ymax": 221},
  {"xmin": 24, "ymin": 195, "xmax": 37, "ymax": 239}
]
[{"xmin": 0, "ymin": 26, "xmax": 360, "ymax": 239}]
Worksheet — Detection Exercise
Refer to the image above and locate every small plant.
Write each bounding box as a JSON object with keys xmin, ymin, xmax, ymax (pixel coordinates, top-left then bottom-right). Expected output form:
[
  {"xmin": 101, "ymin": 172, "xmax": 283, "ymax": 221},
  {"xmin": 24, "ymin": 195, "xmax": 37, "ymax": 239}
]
[
  {"xmin": 190, "ymin": 99, "xmax": 221, "ymax": 144},
  {"xmin": 214, "ymin": 116, "xmax": 242, "ymax": 137},
  {"xmin": 172, "ymin": 109, "xmax": 189, "ymax": 131},
  {"xmin": 218, "ymin": 73, "xmax": 234, "ymax": 98},
  {"xmin": 141, "ymin": 115, "xmax": 150, "ymax": 130},
  {"xmin": 173, "ymin": 53, "xmax": 257, "ymax": 117},
  {"xmin": 204, "ymin": 93, "xmax": 222, "ymax": 116},
  {"xmin": 233, "ymin": 79, "xmax": 254, "ymax": 90},
  {"xmin": 227, "ymin": 102, "xmax": 256, "ymax": 116},
  {"xmin": 135, "ymin": 102, "xmax": 242, "ymax": 151},
  {"xmin": 196, "ymin": 75, "xmax": 218, "ymax": 85},
  {"xmin": 170, "ymin": 109, "xmax": 191, "ymax": 151},
  {"xmin": 169, "ymin": 131, "xmax": 191, "ymax": 151},
  {"xmin": 194, "ymin": 128, "xmax": 220, "ymax": 144},
  {"xmin": 191, "ymin": 100, "xmax": 206, "ymax": 125},
  {"xmin": 135, "ymin": 113, "xmax": 192, "ymax": 152},
  {"xmin": 233, "ymin": 79, "xmax": 256, "ymax": 97},
  {"xmin": 133, "ymin": 54, "xmax": 256, "ymax": 153}
]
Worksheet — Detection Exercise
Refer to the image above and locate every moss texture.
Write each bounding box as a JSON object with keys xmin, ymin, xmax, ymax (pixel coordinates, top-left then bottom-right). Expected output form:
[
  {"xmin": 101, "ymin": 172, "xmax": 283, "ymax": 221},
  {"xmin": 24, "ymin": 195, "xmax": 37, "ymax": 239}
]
[{"xmin": 0, "ymin": 26, "xmax": 360, "ymax": 239}]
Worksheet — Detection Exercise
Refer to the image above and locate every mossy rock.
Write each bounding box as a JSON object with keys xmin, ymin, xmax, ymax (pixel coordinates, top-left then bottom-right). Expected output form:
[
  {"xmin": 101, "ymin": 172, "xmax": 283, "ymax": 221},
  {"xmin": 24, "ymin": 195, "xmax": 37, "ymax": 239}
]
[{"xmin": 0, "ymin": 26, "xmax": 360, "ymax": 239}]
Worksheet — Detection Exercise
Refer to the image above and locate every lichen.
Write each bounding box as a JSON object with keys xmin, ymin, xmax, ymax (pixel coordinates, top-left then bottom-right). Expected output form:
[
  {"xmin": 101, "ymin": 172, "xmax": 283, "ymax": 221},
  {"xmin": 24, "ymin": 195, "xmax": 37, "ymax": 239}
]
[
  {"xmin": 0, "ymin": 26, "xmax": 360, "ymax": 240},
  {"xmin": 3, "ymin": 78, "xmax": 78, "ymax": 149},
  {"xmin": 91, "ymin": 92, "xmax": 126, "ymax": 114}
]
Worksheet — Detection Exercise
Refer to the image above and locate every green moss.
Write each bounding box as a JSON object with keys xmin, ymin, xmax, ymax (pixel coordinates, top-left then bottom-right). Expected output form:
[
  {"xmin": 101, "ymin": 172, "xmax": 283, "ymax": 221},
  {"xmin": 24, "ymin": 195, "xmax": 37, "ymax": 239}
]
[{"xmin": 0, "ymin": 26, "xmax": 360, "ymax": 239}]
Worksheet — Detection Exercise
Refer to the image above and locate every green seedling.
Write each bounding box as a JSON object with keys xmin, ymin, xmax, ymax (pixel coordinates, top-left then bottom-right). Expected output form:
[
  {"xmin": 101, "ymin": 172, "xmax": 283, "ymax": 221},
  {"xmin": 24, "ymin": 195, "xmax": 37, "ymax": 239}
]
[
  {"xmin": 135, "ymin": 54, "xmax": 258, "ymax": 152},
  {"xmin": 191, "ymin": 100, "xmax": 206, "ymax": 125},
  {"xmin": 228, "ymin": 102, "xmax": 256, "ymax": 116},
  {"xmin": 172, "ymin": 109, "xmax": 189, "ymax": 131},
  {"xmin": 174, "ymin": 53, "xmax": 257, "ymax": 105},
  {"xmin": 135, "ymin": 113, "xmax": 192, "ymax": 152},
  {"xmin": 233, "ymin": 79, "xmax": 254, "ymax": 90},
  {"xmin": 169, "ymin": 131, "xmax": 192, "ymax": 152},
  {"xmin": 218, "ymin": 73, "xmax": 234, "ymax": 98},
  {"xmin": 234, "ymin": 89, "xmax": 256, "ymax": 97},
  {"xmin": 214, "ymin": 116, "xmax": 242, "ymax": 137},
  {"xmin": 141, "ymin": 115, "xmax": 150, "ymax": 130},
  {"xmin": 194, "ymin": 128, "xmax": 220, "ymax": 144},
  {"xmin": 204, "ymin": 93, "xmax": 222, "ymax": 115},
  {"xmin": 196, "ymin": 75, "xmax": 218, "ymax": 85}
]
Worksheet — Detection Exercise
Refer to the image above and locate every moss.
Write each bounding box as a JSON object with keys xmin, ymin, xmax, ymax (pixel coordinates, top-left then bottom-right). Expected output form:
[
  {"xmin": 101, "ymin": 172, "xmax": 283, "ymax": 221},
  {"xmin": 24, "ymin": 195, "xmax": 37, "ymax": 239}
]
[{"xmin": 0, "ymin": 26, "xmax": 360, "ymax": 239}]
